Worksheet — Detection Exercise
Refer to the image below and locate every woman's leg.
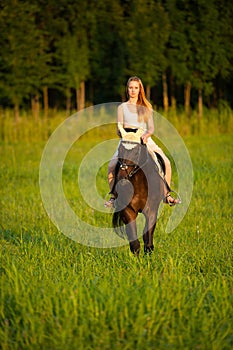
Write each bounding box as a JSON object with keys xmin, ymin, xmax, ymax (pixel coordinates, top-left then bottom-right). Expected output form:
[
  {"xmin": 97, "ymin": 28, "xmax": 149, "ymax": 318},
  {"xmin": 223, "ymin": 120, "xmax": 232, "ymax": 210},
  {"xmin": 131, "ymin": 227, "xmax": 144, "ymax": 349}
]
[
  {"xmin": 155, "ymin": 150, "xmax": 181, "ymax": 205},
  {"xmin": 147, "ymin": 138, "xmax": 180, "ymax": 205},
  {"xmin": 154, "ymin": 149, "xmax": 171, "ymax": 187},
  {"xmin": 104, "ymin": 155, "xmax": 118, "ymax": 207},
  {"xmin": 147, "ymin": 138, "xmax": 171, "ymax": 186},
  {"xmin": 108, "ymin": 157, "xmax": 118, "ymax": 193}
]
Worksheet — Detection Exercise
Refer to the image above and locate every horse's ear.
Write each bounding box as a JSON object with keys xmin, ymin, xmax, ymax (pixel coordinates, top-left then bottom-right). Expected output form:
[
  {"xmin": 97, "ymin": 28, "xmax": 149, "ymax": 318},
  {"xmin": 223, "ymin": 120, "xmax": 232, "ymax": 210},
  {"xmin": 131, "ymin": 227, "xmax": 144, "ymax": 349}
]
[{"xmin": 118, "ymin": 122, "xmax": 126, "ymax": 138}]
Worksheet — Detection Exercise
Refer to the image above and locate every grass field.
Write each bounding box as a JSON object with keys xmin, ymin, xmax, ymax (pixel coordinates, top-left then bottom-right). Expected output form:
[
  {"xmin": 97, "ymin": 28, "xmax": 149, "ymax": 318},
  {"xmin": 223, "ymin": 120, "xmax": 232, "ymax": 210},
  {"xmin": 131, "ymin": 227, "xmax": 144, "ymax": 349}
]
[{"xmin": 0, "ymin": 114, "xmax": 233, "ymax": 349}]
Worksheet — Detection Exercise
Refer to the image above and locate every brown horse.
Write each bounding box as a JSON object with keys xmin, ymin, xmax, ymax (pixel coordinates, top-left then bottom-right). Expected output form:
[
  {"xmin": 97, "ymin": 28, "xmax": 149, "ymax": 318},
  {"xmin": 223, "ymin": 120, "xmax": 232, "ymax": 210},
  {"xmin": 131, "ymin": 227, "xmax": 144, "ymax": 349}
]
[{"xmin": 112, "ymin": 127, "xmax": 164, "ymax": 255}]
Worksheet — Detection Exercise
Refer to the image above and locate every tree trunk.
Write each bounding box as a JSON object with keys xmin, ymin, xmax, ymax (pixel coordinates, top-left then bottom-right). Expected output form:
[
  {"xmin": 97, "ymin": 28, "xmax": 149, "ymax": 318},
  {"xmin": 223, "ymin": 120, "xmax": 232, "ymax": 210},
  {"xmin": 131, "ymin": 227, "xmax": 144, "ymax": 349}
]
[
  {"xmin": 66, "ymin": 87, "xmax": 71, "ymax": 117},
  {"xmin": 76, "ymin": 81, "xmax": 85, "ymax": 111},
  {"xmin": 76, "ymin": 88, "xmax": 79, "ymax": 112},
  {"xmin": 146, "ymin": 85, "xmax": 151, "ymax": 101},
  {"xmin": 43, "ymin": 86, "xmax": 49, "ymax": 119},
  {"xmin": 184, "ymin": 82, "xmax": 191, "ymax": 116},
  {"xmin": 170, "ymin": 75, "xmax": 176, "ymax": 110},
  {"xmin": 198, "ymin": 88, "xmax": 203, "ymax": 119},
  {"xmin": 79, "ymin": 81, "xmax": 85, "ymax": 110},
  {"xmin": 162, "ymin": 73, "xmax": 169, "ymax": 112},
  {"xmin": 31, "ymin": 94, "xmax": 40, "ymax": 120}
]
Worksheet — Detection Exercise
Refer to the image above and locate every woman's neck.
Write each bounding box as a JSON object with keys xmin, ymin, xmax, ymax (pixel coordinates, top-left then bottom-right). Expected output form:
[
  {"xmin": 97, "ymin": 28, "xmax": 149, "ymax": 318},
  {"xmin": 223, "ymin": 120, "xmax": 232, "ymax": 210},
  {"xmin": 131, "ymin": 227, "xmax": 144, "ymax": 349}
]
[{"xmin": 127, "ymin": 97, "xmax": 138, "ymax": 105}]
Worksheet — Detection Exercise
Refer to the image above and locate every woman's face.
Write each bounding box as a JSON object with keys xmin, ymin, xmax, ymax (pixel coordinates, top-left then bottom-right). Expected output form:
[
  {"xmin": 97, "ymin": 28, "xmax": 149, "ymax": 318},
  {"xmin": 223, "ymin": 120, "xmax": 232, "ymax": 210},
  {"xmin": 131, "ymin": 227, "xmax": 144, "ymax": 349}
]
[{"xmin": 127, "ymin": 80, "xmax": 140, "ymax": 99}]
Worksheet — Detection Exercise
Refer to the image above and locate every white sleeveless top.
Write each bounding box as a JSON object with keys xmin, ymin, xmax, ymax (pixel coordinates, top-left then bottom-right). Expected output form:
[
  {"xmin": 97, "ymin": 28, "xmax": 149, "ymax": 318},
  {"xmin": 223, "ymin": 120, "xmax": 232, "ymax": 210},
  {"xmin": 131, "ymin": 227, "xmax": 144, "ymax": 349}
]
[{"xmin": 122, "ymin": 102, "xmax": 147, "ymax": 130}]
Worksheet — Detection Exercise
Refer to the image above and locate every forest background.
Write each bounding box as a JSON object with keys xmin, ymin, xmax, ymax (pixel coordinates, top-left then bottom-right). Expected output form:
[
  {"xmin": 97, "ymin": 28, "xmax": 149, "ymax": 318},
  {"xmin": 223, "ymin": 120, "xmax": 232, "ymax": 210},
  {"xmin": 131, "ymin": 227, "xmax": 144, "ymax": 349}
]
[{"xmin": 0, "ymin": 0, "xmax": 232, "ymax": 124}]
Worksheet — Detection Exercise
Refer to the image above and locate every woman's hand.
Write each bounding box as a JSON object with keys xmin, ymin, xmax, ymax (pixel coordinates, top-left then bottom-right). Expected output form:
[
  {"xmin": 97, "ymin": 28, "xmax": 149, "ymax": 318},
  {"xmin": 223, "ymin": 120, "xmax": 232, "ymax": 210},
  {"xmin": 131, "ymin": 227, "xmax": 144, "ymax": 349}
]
[{"xmin": 141, "ymin": 132, "xmax": 150, "ymax": 144}]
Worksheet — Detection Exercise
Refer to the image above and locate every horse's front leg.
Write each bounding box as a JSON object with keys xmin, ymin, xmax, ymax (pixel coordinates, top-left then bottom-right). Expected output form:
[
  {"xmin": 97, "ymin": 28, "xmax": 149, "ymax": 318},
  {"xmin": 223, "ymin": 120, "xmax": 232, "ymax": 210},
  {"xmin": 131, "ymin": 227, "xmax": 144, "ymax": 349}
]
[
  {"xmin": 122, "ymin": 209, "xmax": 140, "ymax": 255},
  {"xmin": 126, "ymin": 221, "xmax": 140, "ymax": 255},
  {"xmin": 143, "ymin": 213, "xmax": 157, "ymax": 254}
]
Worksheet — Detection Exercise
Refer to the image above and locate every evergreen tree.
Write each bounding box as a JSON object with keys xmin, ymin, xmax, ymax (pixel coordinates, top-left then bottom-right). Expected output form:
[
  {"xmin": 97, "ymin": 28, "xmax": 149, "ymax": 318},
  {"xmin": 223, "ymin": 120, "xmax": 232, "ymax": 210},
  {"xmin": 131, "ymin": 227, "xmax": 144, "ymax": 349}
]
[
  {"xmin": 0, "ymin": 0, "xmax": 232, "ymax": 112},
  {"xmin": 166, "ymin": 0, "xmax": 233, "ymax": 115},
  {"xmin": 50, "ymin": 0, "xmax": 91, "ymax": 111},
  {"xmin": 0, "ymin": 0, "xmax": 47, "ymax": 119},
  {"xmin": 124, "ymin": 0, "xmax": 170, "ymax": 104},
  {"xmin": 56, "ymin": 33, "xmax": 89, "ymax": 111},
  {"xmin": 89, "ymin": 0, "xmax": 126, "ymax": 103}
]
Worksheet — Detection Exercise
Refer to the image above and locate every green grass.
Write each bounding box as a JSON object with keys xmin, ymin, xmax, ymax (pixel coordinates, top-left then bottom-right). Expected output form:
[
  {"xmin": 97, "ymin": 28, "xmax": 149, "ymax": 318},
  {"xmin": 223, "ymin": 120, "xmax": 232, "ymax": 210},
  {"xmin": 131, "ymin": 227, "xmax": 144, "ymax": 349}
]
[{"xmin": 0, "ymin": 119, "xmax": 233, "ymax": 349}]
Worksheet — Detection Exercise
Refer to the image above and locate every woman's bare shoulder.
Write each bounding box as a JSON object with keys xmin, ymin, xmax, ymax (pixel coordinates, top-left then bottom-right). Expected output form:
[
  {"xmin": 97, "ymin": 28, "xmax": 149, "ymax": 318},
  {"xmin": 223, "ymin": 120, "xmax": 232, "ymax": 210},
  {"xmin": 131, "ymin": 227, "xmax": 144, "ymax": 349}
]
[{"xmin": 118, "ymin": 103, "xmax": 125, "ymax": 111}]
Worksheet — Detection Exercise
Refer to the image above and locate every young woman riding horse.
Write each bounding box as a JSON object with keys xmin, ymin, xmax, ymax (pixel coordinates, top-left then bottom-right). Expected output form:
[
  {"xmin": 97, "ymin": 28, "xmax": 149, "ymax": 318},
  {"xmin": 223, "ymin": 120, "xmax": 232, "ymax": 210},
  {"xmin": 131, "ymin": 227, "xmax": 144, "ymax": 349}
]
[{"xmin": 105, "ymin": 76, "xmax": 181, "ymax": 208}]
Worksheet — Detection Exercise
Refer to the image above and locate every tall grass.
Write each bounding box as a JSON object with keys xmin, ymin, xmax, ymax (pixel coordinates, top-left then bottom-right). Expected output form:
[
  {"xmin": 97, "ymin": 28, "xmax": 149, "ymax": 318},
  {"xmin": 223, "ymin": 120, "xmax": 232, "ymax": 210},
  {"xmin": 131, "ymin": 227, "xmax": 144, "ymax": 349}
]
[
  {"xmin": 0, "ymin": 110, "xmax": 233, "ymax": 349},
  {"xmin": 0, "ymin": 105, "xmax": 233, "ymax": 143},
  {"xmin": 162, "ymin": 103, "xmax": 233, "ymax": 136}
]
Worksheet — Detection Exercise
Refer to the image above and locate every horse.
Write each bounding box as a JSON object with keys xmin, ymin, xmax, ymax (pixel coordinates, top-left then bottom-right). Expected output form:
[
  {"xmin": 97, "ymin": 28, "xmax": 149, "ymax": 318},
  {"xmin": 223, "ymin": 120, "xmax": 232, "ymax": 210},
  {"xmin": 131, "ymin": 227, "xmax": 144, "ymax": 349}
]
[{"xmin": 112, "ymin": 124, "xmax": 165, "ymax": 255}]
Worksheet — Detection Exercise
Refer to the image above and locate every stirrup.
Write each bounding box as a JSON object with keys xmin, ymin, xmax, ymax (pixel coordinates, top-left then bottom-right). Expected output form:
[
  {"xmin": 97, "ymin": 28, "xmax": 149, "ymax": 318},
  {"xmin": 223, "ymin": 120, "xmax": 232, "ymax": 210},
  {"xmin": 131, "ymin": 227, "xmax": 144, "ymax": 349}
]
[
  {"xmin": 164, "ymin": 191, "xmax": 182, "ymax": 207},
  {"xmin": 104, "ymin": 196, "xmax": 115, "ymax": 208}
]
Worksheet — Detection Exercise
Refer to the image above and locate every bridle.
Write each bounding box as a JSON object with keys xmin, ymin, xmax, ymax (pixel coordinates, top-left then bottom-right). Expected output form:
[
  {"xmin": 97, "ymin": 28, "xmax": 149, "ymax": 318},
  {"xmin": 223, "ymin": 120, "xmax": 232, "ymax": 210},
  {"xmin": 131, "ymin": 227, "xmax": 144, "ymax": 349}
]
[{"xmin": 118, "ymin": 140, "xmax": 149, "ymax": 178}]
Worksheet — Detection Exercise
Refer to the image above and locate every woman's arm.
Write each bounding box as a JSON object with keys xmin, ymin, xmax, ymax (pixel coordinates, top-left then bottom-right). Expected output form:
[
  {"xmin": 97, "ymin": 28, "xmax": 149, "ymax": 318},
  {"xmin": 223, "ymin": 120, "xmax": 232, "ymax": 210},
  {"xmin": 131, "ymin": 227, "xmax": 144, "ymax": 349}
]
[
  {"xmin": 141, "ymin": 112, "xmax": 154, "ymax": 144},
  {"xmin": 117, "ymin": 104, "xmax": 124, "ymax": 136}
]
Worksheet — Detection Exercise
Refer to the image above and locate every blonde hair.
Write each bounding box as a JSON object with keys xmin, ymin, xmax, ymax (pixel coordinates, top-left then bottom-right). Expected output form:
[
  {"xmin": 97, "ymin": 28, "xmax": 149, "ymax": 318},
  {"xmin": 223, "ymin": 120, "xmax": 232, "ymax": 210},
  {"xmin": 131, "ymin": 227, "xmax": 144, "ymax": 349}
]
[{"xmin": 126, "ymin": 76, "xmax": 152, "ymax": 123}]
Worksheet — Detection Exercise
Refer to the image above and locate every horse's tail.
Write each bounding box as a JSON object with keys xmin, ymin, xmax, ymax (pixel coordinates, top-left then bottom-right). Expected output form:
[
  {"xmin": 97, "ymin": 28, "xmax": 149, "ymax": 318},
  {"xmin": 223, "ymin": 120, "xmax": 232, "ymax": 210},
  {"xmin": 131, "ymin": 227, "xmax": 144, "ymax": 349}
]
[{"xmin": 112, "ymin": 210, "xmax": 127, "ymax": 239}]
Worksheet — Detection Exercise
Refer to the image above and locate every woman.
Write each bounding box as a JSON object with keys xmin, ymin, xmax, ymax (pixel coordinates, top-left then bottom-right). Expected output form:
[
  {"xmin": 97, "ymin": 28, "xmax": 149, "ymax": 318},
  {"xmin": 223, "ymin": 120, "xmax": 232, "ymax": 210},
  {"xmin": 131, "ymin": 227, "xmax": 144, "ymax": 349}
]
[{"xmin": 104, "ymin": 76, "xmax": 181, "ymax": 208}]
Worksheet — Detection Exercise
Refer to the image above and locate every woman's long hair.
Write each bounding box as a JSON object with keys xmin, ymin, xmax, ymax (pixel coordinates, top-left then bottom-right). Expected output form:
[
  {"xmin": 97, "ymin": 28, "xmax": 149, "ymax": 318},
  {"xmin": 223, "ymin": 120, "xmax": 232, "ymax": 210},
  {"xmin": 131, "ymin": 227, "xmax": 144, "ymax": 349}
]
[{"xmin": 126, "ymin": 76, "xmax": 152, "ymax": 123}]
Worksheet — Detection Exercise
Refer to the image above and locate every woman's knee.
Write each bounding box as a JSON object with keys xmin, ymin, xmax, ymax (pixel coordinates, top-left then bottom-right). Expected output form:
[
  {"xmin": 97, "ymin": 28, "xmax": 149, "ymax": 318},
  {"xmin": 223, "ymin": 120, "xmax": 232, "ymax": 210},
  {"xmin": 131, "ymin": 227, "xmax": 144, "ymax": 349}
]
[
  {"xmin": 163, "ymin": 156, "xmax": 171, "ymax": 168},
  {"xmin": 108, "ymin": 158, "xmax": 117, "ymax": 173}
]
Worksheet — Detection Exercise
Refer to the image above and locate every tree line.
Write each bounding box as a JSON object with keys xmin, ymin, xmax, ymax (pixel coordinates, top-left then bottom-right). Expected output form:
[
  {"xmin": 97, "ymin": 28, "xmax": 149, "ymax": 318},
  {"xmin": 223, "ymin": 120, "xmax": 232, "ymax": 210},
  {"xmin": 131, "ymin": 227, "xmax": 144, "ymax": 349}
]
[{"xmin": 0, "ymin": 0, "xmax": 232, "ymax": 120}]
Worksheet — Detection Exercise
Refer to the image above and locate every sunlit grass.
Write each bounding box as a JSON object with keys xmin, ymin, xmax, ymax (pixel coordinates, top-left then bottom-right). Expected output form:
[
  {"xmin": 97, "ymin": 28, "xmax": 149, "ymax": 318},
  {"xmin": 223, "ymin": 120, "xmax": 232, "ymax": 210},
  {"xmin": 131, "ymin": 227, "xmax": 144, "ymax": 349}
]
[
  {"xmin": 0, "ymin": 117, "xmax": 233, "ymax": 349},
  {"xmin": 1, "ymin": 106, "xmax": 233, "ymax": 143}
]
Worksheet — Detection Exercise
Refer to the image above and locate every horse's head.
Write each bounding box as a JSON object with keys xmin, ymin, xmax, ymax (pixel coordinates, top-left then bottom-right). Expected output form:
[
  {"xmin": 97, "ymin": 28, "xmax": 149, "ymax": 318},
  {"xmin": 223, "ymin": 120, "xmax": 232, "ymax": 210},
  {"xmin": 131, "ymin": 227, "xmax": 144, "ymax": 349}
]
[{"xmin": 117, "ymin": 124, "xmax": 148, "ymax": 172}]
